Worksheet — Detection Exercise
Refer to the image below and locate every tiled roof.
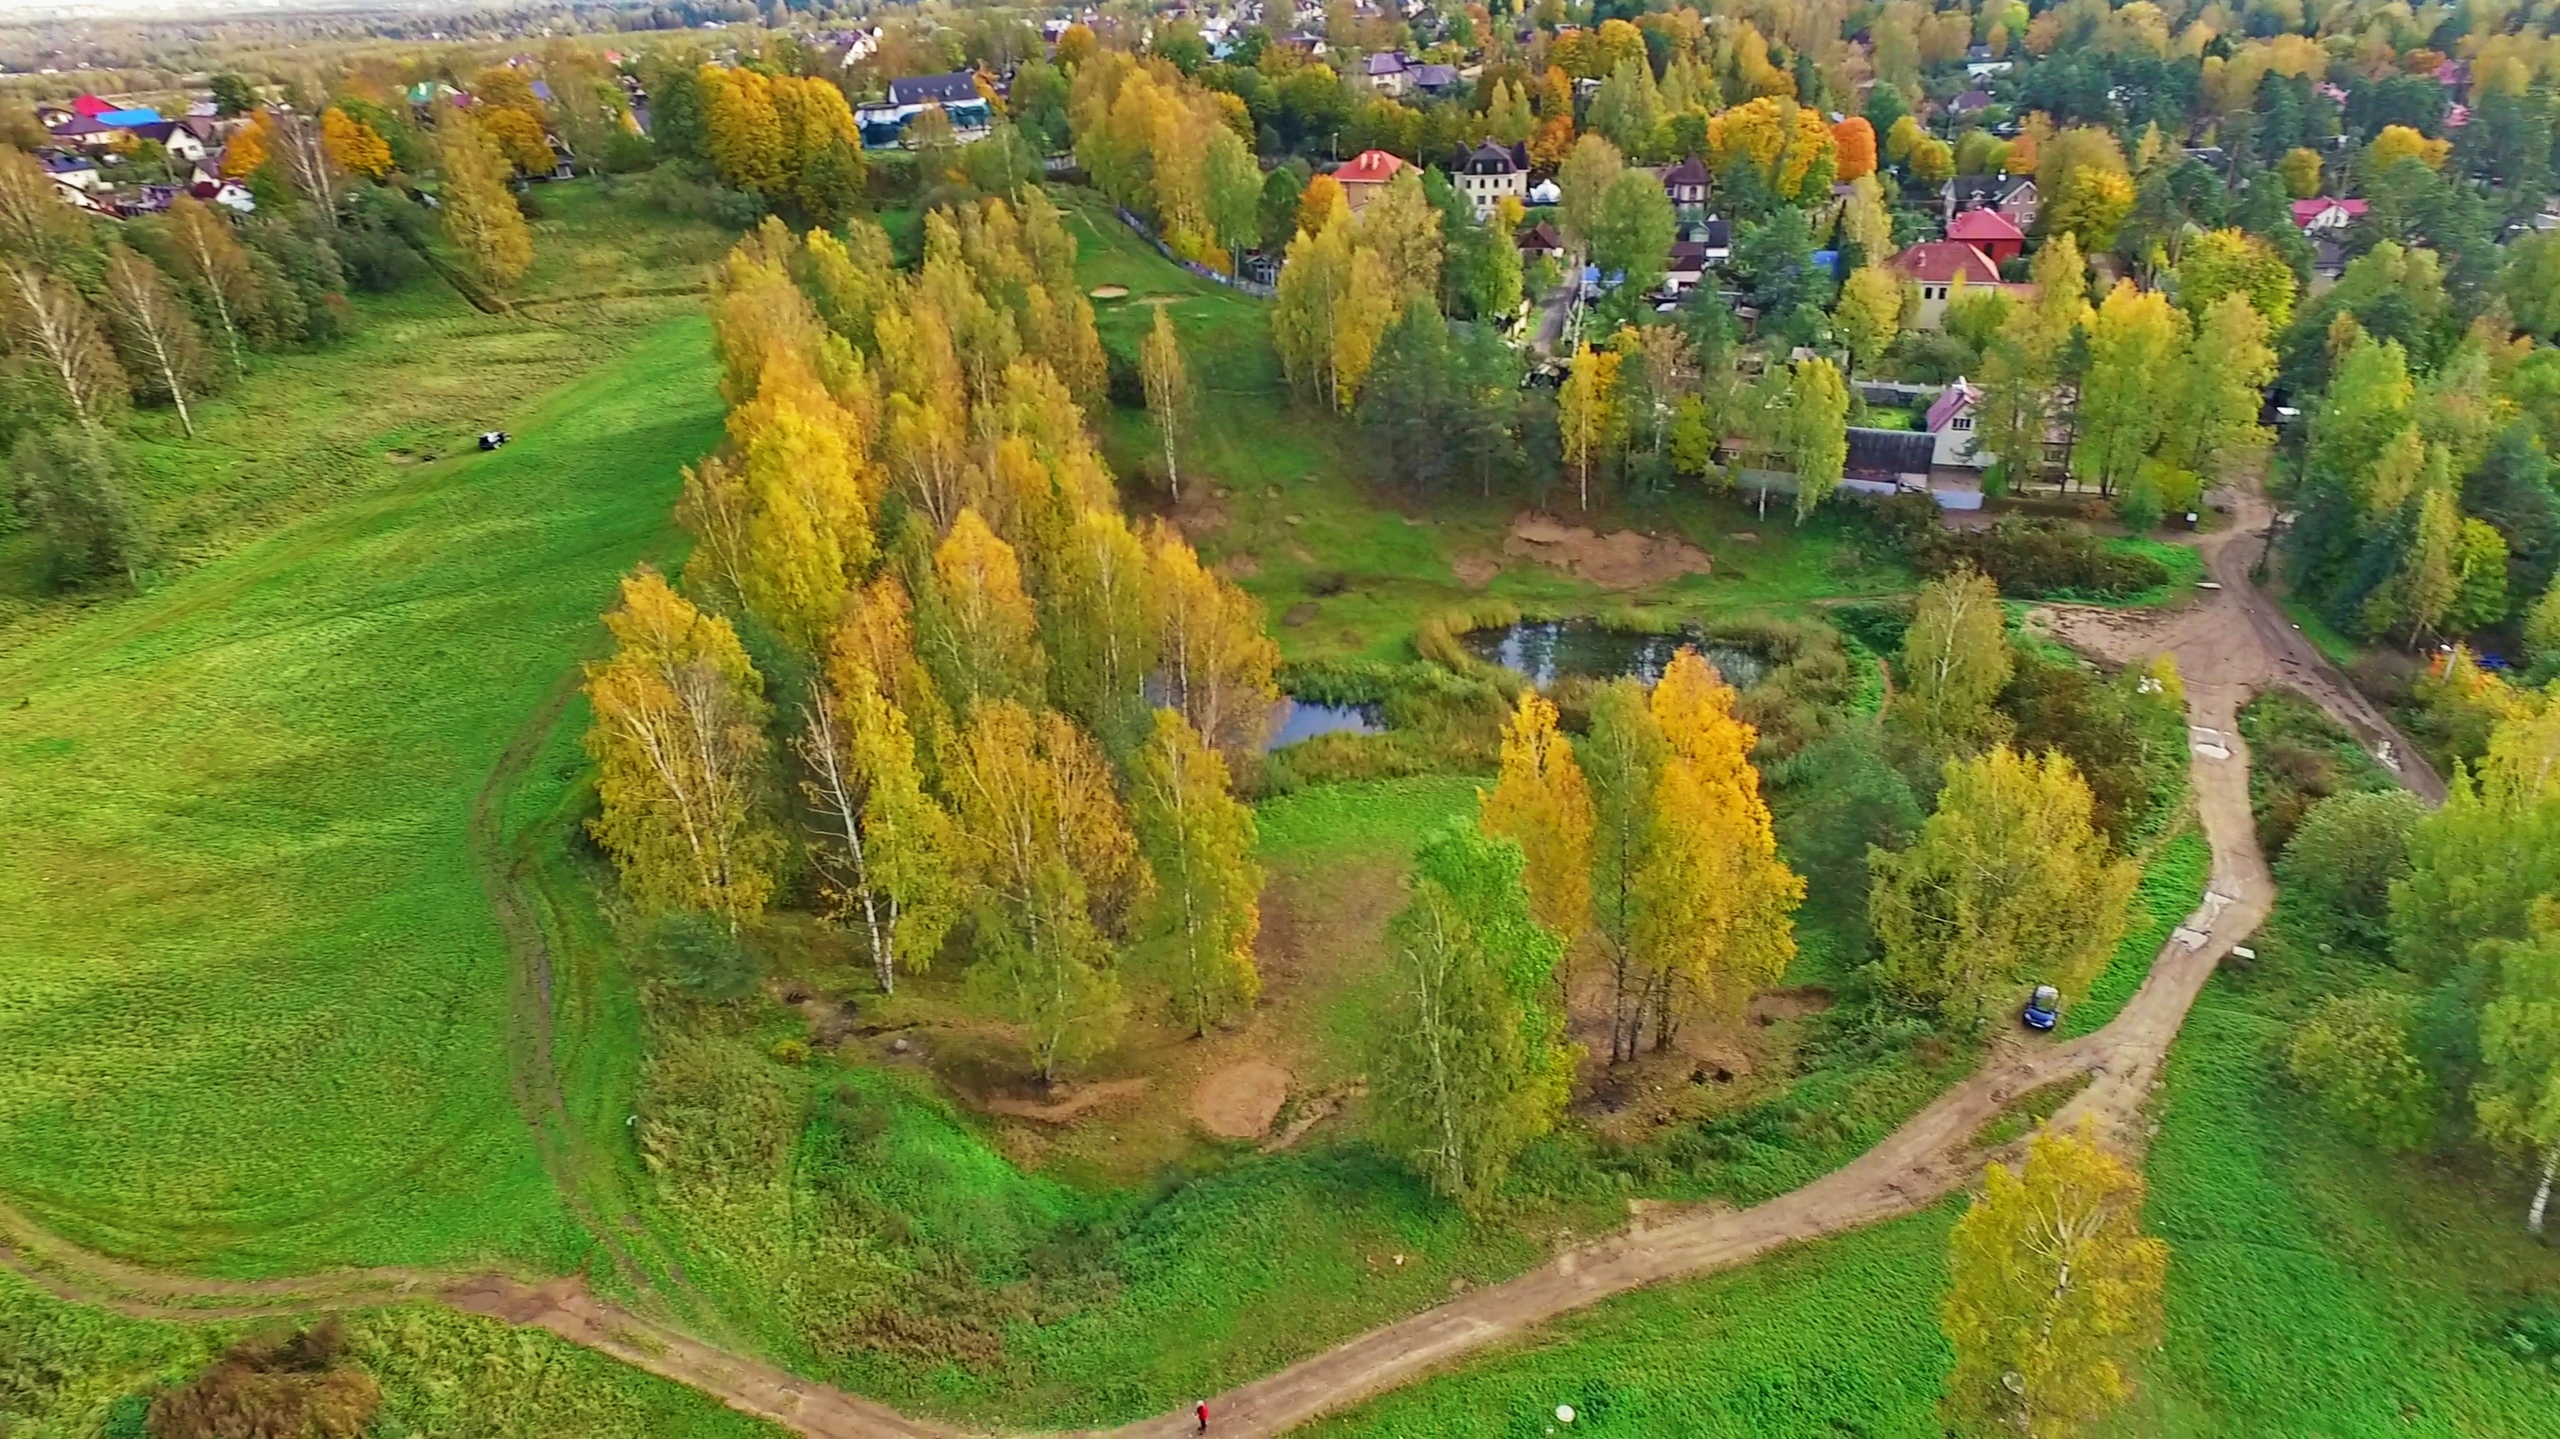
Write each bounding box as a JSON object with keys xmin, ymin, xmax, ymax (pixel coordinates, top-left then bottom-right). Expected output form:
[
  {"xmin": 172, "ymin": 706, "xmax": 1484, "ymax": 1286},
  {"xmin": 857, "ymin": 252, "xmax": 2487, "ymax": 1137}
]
[
  {"xmin": 1334, "ymin": 149, "xmax": 1406, "ymax": 184},
  {"xmin": 1947, "ymin": 207, "xmax": 2023, "ymax": 242},
  {"xmin": 1890, "ymin": 240, "xmax": 2002, "ymax": 283}
]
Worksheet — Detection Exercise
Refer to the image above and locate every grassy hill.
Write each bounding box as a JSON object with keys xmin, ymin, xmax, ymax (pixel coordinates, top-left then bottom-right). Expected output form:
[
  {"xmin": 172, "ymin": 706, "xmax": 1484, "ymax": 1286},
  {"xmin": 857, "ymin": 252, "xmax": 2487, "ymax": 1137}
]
[{"xmin": 0, "ymin": 182, "xmax": 726, "ymax": 1275}]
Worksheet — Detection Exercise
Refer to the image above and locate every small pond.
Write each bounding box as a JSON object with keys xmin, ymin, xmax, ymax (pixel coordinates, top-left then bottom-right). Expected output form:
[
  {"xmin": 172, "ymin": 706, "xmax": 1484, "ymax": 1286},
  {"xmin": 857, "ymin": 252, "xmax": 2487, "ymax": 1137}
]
[
  {"xmin": 1460, "ymin": 619, "xmax": 1767, "ymax": 690},
  {"xmin": 1264, "ymin": 698, "xmax": 1385, "ymax": 751}
]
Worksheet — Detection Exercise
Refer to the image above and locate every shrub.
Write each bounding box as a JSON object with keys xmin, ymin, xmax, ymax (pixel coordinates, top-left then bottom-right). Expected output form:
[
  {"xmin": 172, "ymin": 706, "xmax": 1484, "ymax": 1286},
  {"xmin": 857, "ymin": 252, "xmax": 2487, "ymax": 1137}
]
[
  {"xmin": 1916, "ymin": 518, "xmax": 2169, "ymax": 600},
  {"xmin": 148, "ymin": 1318, "xmax": 380, "ymax": 1439},
  {"xmin": 2277, "ymin": 790, "xmax": 2426, "ymax": 946},
  {"xmin": 2286, "ymin": 989, "xmax": 2435, "ymax": 1150}
]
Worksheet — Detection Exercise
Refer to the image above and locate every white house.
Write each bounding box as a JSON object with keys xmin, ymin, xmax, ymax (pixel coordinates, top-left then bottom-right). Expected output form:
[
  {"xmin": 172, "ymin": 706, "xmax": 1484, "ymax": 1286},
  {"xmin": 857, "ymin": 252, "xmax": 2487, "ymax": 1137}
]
[{"xmin": 1452, "ymin": 140, "xmax": 1525, "ymax": 222}]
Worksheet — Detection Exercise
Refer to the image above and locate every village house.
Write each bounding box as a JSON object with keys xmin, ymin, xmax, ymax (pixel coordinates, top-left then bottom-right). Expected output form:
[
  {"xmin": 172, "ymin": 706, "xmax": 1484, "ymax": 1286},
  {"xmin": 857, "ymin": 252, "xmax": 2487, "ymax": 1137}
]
[
  {"xmin": 1888, "ymin": 240, "xmax": 2025, "ymax": 329},
  {"xmin": 1661, "ymin": 154, "xmax": 1711, "ymax": 212},
  {"xmin": 1452, "ymin": 140, "xmax": 1526, "ymax": 223},
  {"xmin": 855, "ymin": 72, "xmax": 993, "ymax": 148},
  {"xmin": 1330, "ymin": 148, "xmax": 1406, "ymax": 211},
  {"xmin": 1940, "ymin": 173, "xmax": 2037, "ymax": 231}
]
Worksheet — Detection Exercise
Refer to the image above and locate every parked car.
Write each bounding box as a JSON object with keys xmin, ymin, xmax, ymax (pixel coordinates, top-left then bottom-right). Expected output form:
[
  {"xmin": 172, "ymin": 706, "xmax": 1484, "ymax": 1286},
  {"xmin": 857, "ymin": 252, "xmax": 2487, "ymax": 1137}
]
[{"xmin": 2023, "ymin": 984, "xmax": 2061, "ymax": 1032}]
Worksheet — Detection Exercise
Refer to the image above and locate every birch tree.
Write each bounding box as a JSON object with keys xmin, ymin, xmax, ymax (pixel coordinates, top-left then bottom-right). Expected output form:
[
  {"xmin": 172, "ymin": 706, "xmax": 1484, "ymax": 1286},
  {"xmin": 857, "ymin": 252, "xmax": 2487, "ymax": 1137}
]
[
  {"xmin": 164, "ymin": 196, "xmax": 263, "ymax": 375},
  {"xmin": 2, "ymin": 261, "xmax": 129, "ymax": 435},
  {"xmin": 1139, "ymin": 304, "xmax": 1194, "ymax": 500},
  {"xmin": 2477, "ymin": 900, "xmax": 2560, "ymax": 1233},
  {"xmin": 98, "ymin": 243, "xmax": 211, "ymax": 438},
  {"xmin": 1585, "ymin": 677, "xmax": 1665, "ymax": 1063},
  {"xmin": 1372, "ymin": 822, "xmax": 1577, "ymax": 1205},
  {"xmin": 1897, "ymin": 567, "xmax": 2015, "ymax": 754},
  {"xmin": 1478, "ymin": 689, "xmax": 1596, "ymax": 942},
  {"xmin": 1942, "ymin": 1122, "xmax": 2168, "ymax": 1438},
  {"xmin": 1871, "ymin": 747, "xmax": 2137, "ymax": 1030},
  {"xmin": 1631, "ymin": 649, "xmax": 1804, "ymax": 1047},
  {"xmin": 1132, "ymin": 708, "xmax": 1262, "ymax": 1036},
  {"xmin": 796, "ymin": 673, "xmax": 959, "ymax": 994},
  {"xmin": 583, "ymin": 569, "xmax": 781, "ymax": 923}
]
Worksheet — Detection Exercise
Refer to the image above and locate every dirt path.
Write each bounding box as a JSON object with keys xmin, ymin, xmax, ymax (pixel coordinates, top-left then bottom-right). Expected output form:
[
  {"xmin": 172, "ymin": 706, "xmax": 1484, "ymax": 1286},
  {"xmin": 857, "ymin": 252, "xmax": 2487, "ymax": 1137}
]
[{"xmin": 0, "ymin": 484, "xmax": 2436, "ymax": 1439}]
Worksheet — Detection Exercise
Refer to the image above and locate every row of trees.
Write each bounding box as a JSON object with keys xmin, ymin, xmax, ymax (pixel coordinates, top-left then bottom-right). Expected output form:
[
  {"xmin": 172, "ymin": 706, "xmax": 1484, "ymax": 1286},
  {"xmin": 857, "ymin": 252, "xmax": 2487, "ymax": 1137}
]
[
  {"xmin": 2, "ymin": 151, "xmax": 355, "ymax": 587},
  {"xmin": 587, "ymin": 205, "xmax": 1280, "ymax": 1080}
]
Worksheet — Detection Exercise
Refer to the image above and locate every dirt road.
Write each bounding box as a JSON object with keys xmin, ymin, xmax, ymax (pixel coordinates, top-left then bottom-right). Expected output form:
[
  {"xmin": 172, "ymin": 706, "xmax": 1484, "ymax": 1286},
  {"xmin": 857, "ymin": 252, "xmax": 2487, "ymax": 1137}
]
[{"xmin": 0, "ymin": 485, "xmax": 2433, "ymax": 1439}]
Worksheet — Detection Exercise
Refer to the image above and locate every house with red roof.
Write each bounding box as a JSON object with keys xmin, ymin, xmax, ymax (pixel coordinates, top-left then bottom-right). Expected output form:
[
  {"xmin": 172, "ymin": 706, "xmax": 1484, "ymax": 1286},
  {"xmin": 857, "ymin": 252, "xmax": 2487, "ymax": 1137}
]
[
  {"xmin": 1331, "ymin": 149, "xmax": 1407, "ymax": 212},
  {"xmin": 71, "ymin": 94, "xmax": 115, "ymax": 118},
  {"xmin": 1947, "ymin": 206, "xmax": 2023, "ymax": 263},
  {"xmin": 1889, "ymin": 240, "xmax": 2027, "ymax": 329},
  {"xmin": 2291, "ymin": 197, "xmax": 2368, "ymax": 233}
]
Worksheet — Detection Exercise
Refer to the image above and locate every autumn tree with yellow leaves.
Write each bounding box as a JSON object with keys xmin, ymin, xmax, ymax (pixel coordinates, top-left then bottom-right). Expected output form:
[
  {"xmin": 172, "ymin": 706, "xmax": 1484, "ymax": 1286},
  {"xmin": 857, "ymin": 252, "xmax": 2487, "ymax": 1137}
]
[
  {"xmin": 584, "ymin": 570, "xmax": 782, "ymax": 925},
  {"xmin": 1132, "ymin": 708, "xmax": 1263, "ymax": 1037},
  {"xmin": 632, "ymin": 205, "xmax": 1277, "ymax": 1078},
  {"xmin": 1479, "ymin": 690, "xmax": 1596, "ymax": 941},
  {"xmin": 1630, "ymin": 650, "xmax": 1804, "ymax": 1051},
  {"xmin": 434, "ymin": 112, "xmax": 533, "ymax": 289},
  {"xmin": 949, "ymin": 701, "xmax": 1145, "ymax": 1082},
  {"xmin": 1943, "ymin": 1123, "xmax": 2168, "ymax": 1438}
]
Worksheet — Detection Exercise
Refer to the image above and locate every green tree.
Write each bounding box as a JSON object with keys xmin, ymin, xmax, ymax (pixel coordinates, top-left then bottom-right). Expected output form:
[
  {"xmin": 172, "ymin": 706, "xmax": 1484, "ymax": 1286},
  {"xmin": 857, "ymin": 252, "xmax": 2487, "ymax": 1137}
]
[
  {"xmin": 1871, "ymin": 747, "xmax": 2138, "ymax": 1029},
  {"xmin": 1372, "ymin": 822, "xmax": 1578, "ymax": 1205},
  {"xmin": 1588, "ymin": 168, "xmax": 1676, "ymax": 295},
  {"xmin": 1942, "ymin": 1123, "xmax": 2169, "ymax": 1438},
  {"xmin": 8, "ymin": 425, "xmax": 146, "ymax": 589},
  {"xmin": 2394, "ymin": 703, "xmax": 2560, "ymax": 974},
  {"xmin": 1588, "ymin": 55, "xmax": 1663, "ymax": 156},
  {"xmin": 1783, "ymin": 355, "xmax": 1849, "ymax": 520},
  {"xmin": 2279, "ymin": 790, "xmax": 2426, "ymax": 946},
  {"xmin": 2288, "ymin": 990, "xmax": 2435, "ymax": 1151},
  {"xmin": 1131, "ymin": 708, "xmax": 1262, "ymax": 1038},
  {"xmin": 1556, "ymin": 133, "xmax": 1625, "ymax": 255},
  {"xmin": 2072, "ymin": 280, "xmax": 2187, "ymax": 498},
  {"xmin": 1586, "ymin": 676, "xmax": 1666, "ymax": 1063},
  {"xmin": 1895, "ymin": 567, "xmax": 2014, "ymax": 754},
  {"xmin": 2476, "ymin": 900, "xmax": 2560, "ymax": 1233}
]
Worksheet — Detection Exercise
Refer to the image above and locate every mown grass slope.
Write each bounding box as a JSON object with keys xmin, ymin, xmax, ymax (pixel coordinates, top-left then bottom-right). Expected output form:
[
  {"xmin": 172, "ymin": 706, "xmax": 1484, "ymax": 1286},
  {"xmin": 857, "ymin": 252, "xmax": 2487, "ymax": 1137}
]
[{"xmin": 0, "ymin": 309, "xmax": 720, "ymax": 1275}]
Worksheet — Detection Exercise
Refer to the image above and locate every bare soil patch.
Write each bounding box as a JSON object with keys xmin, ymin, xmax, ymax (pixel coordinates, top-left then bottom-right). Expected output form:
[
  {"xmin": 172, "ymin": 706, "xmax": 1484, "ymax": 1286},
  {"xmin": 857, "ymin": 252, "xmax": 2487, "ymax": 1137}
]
[
  {"xmin": 1192, "ymin": 1059, "xmax": 1294, "ymax": 1139},
  {"xmin": 1503, "ymin": 512, "xmax": 1714, "ymax": 588},
  {"xmin": 1088, "ymin": 284, "xmax": 1129, "ymax": 299},
  {"xmin": 1450, "ymin": 552, "xmax": 1501, "ymax": 587},
  {"xmin": 1746, "ymin": 985, "xmax": 1836, "ymax": 1025},
  {"xmin": 979, "ymin": 1077, "xmax": 1153, "ymax": 1124}
]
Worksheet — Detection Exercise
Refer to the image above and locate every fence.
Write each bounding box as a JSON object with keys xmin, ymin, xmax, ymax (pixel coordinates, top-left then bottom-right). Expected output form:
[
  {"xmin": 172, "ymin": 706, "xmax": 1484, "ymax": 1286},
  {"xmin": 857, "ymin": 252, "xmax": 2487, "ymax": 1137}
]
[{"xmin": 1114, "ymin": 206, "xmax": 1276, "ymax": 299}]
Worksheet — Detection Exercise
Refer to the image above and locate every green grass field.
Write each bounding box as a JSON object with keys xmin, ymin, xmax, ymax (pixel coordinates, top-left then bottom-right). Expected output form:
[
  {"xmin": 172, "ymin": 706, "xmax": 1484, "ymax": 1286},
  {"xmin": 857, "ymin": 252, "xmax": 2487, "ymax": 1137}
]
[{"xmin": 0, "ymin": 253, "xmax": 719, "ymax": 1277}]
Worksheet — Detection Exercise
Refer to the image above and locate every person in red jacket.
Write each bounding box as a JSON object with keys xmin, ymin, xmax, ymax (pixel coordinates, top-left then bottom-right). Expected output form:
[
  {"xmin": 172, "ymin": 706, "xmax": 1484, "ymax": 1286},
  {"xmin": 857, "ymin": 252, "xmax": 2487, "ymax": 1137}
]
[{"xmin": 1194, "ymin": 1399, "xmax": 1210, "ymax": 1432}]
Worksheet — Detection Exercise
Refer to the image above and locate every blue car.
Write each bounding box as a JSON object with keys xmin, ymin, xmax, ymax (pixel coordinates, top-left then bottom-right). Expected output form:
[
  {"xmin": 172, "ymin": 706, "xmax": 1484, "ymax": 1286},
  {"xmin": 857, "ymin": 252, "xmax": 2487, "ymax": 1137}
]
[{"xmin": 2023, "ymin": 985, "xmax": 2061, "ymax": 1031}]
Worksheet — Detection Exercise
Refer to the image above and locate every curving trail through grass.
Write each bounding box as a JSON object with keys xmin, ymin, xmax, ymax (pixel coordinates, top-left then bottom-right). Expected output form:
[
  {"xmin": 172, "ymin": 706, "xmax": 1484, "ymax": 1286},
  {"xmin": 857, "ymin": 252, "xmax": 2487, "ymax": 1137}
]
[{"xmin": 2, "ymin": 479, "xmax": 2439, "ymax": 1438}]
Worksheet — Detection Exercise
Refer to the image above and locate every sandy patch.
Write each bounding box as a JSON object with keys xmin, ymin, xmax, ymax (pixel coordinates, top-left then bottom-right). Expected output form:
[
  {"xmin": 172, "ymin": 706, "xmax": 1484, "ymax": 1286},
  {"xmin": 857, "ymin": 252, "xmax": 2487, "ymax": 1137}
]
[
  {"xmin": 1503, "ymin": 512, "xmax": 1714, "ymax": 588},
  {"xmin": 1088, "ymin": 284, "xmax": 1129, "ymax": 299},
  {"xmin": 1451, "ymin": 553, "xmax": 1501, "ymax": 588},
  {"xmin": 1192, "ymin": 1060, "xmax": 1293, "ymax": 1139},
  {"xmin": 981, "ymin": 1076, "xmax": 1152, "ymax": 1123},
  {"xmin": 1216, "ymin": 552, "xmax": 1261, "ymax": 579},
  {"xmin": 1746, "ymin": 986, "xmax": 1835, "ymax": 1025}
]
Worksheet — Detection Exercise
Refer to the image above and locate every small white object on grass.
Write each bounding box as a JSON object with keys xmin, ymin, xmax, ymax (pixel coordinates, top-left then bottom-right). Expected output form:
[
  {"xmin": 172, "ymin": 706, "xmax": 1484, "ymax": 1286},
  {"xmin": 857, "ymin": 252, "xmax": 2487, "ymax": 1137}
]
[{"xmin": 1557, "ymin": 1404, "xmax": 1576, "ymax": 1423}]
